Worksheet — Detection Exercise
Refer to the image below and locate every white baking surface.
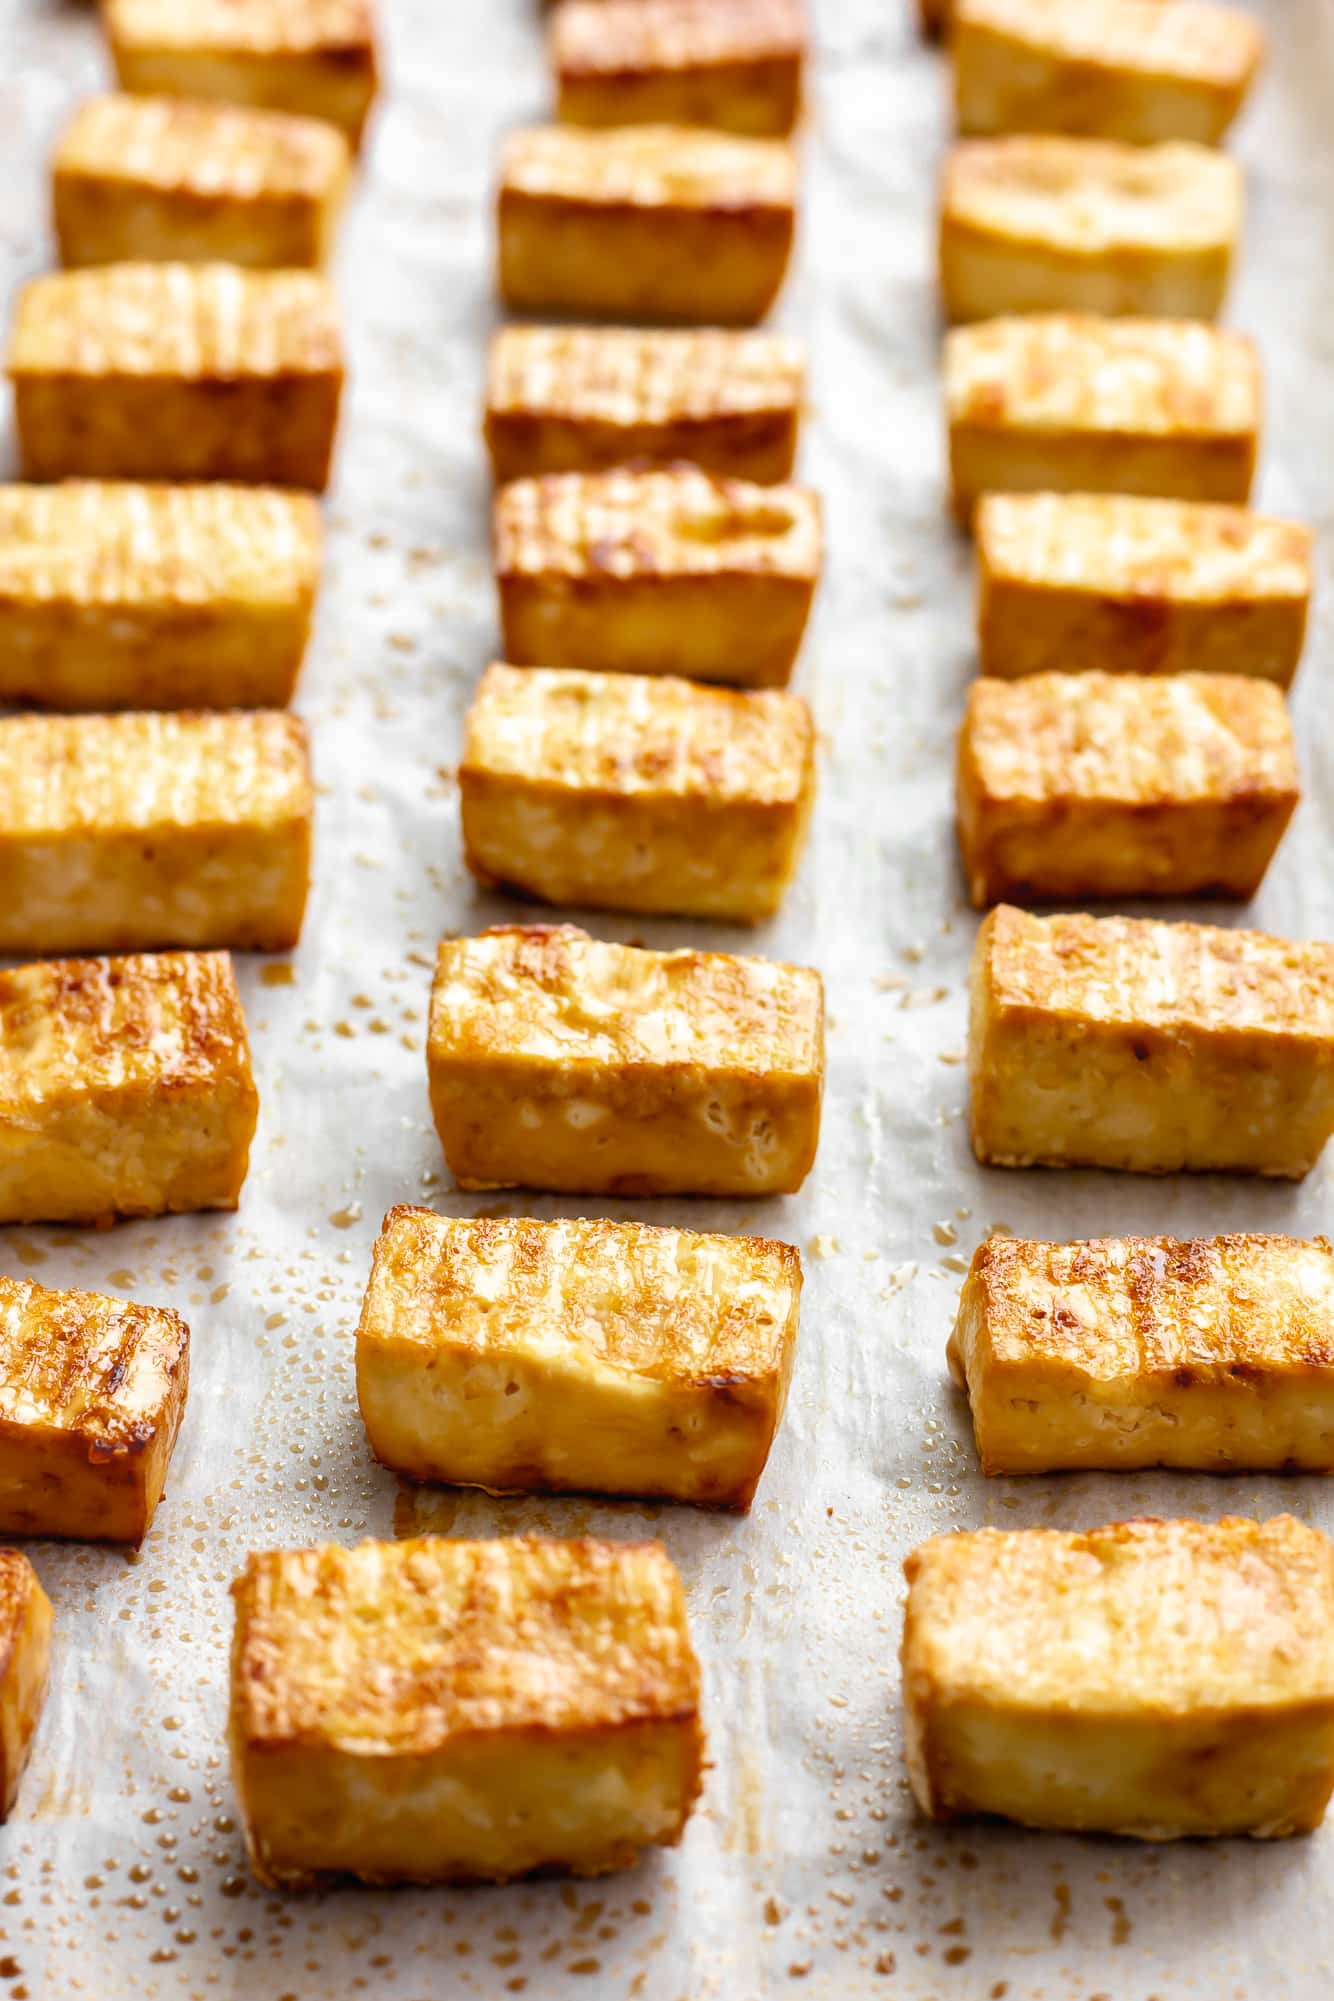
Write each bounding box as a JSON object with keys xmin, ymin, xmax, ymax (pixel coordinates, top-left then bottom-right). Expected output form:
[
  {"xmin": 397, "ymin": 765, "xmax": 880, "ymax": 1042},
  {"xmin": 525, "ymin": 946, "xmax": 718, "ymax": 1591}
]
[{"xmin": 3, "ymin": 0, "xmax": 1334, "ymax": 1994}]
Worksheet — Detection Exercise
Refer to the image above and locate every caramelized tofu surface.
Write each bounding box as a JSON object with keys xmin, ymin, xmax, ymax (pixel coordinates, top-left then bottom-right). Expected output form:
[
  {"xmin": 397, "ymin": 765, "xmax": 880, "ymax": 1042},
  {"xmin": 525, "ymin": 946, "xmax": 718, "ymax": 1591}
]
[
  {"xmin": 0, "ymin": 1554, "xmax": 52, "ymax": 1819},
  {"xmin": 552, "ymin": 0, "xmax": 805, "ymax": 137},
  {"xmin": 230, "ymin": 1535, "xmax": 704, "ymax": 1885}
]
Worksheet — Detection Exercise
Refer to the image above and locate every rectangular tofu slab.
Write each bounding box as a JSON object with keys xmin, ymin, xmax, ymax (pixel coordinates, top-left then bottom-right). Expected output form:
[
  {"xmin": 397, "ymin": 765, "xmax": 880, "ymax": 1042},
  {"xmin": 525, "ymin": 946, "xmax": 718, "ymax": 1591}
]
[
  {"xmin": 8, "ymin": 263, "xmax": 343, "ymax": 489},
  {"xmin": 0, "ymin": 951, "xmax": 258, "ymax": 1225},
  {"xmin": 461, "ymin": 664, "xmax": 815, "ymax": 921},
  {"xmin": 356, "ymin": 1209, "xmax": 801, "ymax": 1507},
  {"xmin": 52, "ymin": 95, "xmax": 350, "ymax": 271},
  {"xmin": 497, "ymin": 124, "xmax": 797, "ymax": 325},
  {"xmin": 485, "ymin": 325, "xmax": 805, "ymax": 485},
  {"xmin": 952, "ymin": 0, "xmax": 1265, "ymax": 145},
  {"xmin": 0, "ymin": 711, "xmax": 312, "ymax": 956},
  {"xmin": 0, "ymin": 1554, "xmax": 52, "ymax": 1820},
  {"xmin": 956, "ymin": 670, "xmax": 1298, "ymax": 905},
  {"xmin": 968, "ymin": 904, "xmax": 1334, "ymax": 1178},
  {"xmin": 939, "ymin": 137, "xmax": 1241, "ymax": 324},
  {"xmin": 0, "ymin": 1275, "xmax": 189, "ymax": 1542},
  {"xmin": 950, "ymin": 1232, "xmax": 1334, "ymax": 1476},
  {"xmin": 976, "ymin": 492, "xmax": 1313, "ymax": 685},
  {"xmin": 901, "ymin": 1515, "xmax": 1334, "ymax": 1839},
  {"xmin": 946, "ymin": 315, "xmax": 1260, "ymax": 522},
  {"xmin": 552, "ymin": 0, "xmax": 805, "ymax": 137},
  {"xmin": 427, "ymin": 923, "xmax": 824, "ymax": 1196},
  {"xmin": 104, "ymin": 0, "xmax": 379, "ymax": 149},
  {"xmin": 0, "ymin": 482, "xmax": 321, "ymax": 711},
  {"xmin": 230, "ymin": 1535, "xmax": 704, "ymax": 1886},
  {"xmin": 494, "ymin": 466, "xmax": 821, "ymax": 685}
]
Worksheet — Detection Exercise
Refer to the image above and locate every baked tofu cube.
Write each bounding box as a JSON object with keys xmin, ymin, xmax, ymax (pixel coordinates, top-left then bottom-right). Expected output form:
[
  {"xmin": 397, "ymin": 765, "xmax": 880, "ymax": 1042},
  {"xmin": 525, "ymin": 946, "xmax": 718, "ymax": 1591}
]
[
  {"xmin": 0, "ymin": 1554, "xmax": 52, "ymax": 1820},
  {"xmin": 8, "ymin": 263, "xmax": 343, "ymax": 490},
  {"xmin": 52, "ymin": 95, "xmax": 350, "ymax": 272},
  {"xmin": 945, "ymin": 315, "xmax": 1260, "ymax": 523},
  {"xmin": 0, "ymin": 951, "xmax": 258, "ymax": 1226},
  {"xmin": 427, "ymin": 923, "xmax": 824, "ymax": 1196},
  {"xmin": 0, "ymin": 1274, "xmax": 189, "ymax": 1542},
  {"xmin": 356, "ymin": 1209, "xmax": 801, "ymax": 1507},
  {"xmin": 104, "ymin": 0, "xmax": 379, "ymax": 150},
  {"xmin": 461, "ymin": 664, "xmax": 814, "ymax": 921},
  {"xmin": 939, "ymin": 137, "xmax": 1241, "ymax": 324},
  {"xmin": 952, "ymin": 0, "xmax": 1265, "ymax": 145},
  {"xmin": 902, "ymin": 1515, "xmax": 1334, "ymax": 1839},
  {"xmin": 0, "ymin": 710, "xmax": 312, "ymax": 955},
  {"xmin": 229, "ymin": 1535, "xmax": 704, "ymax": 1886},
  {"xmin": 0, "ymin": 481, "xmax": 321, "ymax": 711},
  {"xmin": 494, "ymin": 466, "xmax": 821, "ymax": 685},
  {"xmin": 968, "ymin": 904, "xmax": 1334, "ymax": 1178},
  {"xmin": 552, "ymin": 0, "xmax": 805, "ymax": 137},
  {"xmin": 497, "ymin": 124, "xmax": 796, "ymax": 326},
  {"xmin": 956, "ymin": 670, "xmax": 1298, "ymax": 906},
  {"xmin": 950, "ymin": 1231, "xmax": 1334, "ymax": 1476},
  {"xmin": 976, "ymin": 492, "xmax": 1313, "ymax": 685},
  {"xmin": 485, "ymin": 325, "xmax": 805, "ymax": 485}
]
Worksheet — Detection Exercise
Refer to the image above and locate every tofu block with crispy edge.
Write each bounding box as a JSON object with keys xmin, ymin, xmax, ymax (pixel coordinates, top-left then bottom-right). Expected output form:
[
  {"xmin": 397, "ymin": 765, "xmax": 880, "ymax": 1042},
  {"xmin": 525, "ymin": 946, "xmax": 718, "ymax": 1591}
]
[
  {"xmin": 427, "ymin": 924, "xmax": 824, "ymax": 1196},
  {"xmin": 0, "ymin": 711, "xmax": 312, "ymax": 956},
  {"xmin": 552, "ymin": 0, "xmax": 805, "ymax": 137},
  {"xmin": 8, "ymin": 263, "xmax": 343, "ymax": 489},
  {"xmin": 229, "ymin": 1534, "xmax": 704, "ymax": 1886},
  {"xmin": 0, "ymin": 951, "xmax": 258, "ymax": 1225},
  {"xmin": 485, "ymin": 325, "xmax": 804, "ymax": 485},
  {"xmin": 946, "ymin": 315, "xmax": 1260, "ymax": 523},
  {"xmin": 976, "ymin": 492, "xmax": 1313, "ymax": 685},
  {"xmin": 460, "ymin": 665, "xmax": 814, "ymax": 922},
  {"xmin": 497, "ymin": 124, "xmax": 796, "ymax": 326},
  {"xmin": 0, "ymin": 1554, "xmax": 52, "ymax": 1819},
  {"xmin": 950, "ymin": 1232, "xmax": 1334, "ymax": 1477},
  {"xmin": 940, "ymin": 137, "xmax": 1240, "ymax": 324},
  {"xmin": 902, "ymin": 1515, "xmax": 1334, "ymax": 1839},
  {"xmin": 968, "ymin": 905, "xmax": 1334, "ymax": 1178},
  {"xmin": 494, "ymin": 466, "xmax": 821, "ymax": 685},
  {"xmin": 104, "ymin": 0, "xmax": 379, "ymax": 149},
  {"xmin": 0, "ymin": 482, "xmax": 321, "ymax": 712},
  {"xmin": 952, "ymin": 0, "xmax": 1265, "ymax": 145},
  {"xmin": 0, "ymin": 1275, "xmax": 189, "ymax": 1542},
  {"xmin": 956, "ymin": 671, "xmax": 1298, "ymax": 906},
  {"xmin": 356, "ymin": 1209, "xmax": 801, "ymax": 1507},
  {"xmin": 52, "ymin": 95, "xmax": 350, "ymax": 271}
]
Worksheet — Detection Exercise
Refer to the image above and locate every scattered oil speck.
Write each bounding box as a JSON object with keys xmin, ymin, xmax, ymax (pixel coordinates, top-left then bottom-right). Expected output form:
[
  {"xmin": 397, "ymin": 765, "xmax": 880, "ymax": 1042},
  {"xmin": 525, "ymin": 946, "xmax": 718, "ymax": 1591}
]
[
  {"xmin": 880, "ymin": 1263, "xmax": 917, "ymax": 1300},
  {"xmin": 932, "ymin": 1221, "xmax": 958, "ymax": 1246},
  {"xmin": 808, "ymin": 1235, "xmax": 840, "ymax": 1261},
  {"xmin": 259, "ymin": 965, "xmax": 296, "ymax": 988},
  {"xmin": 329, "ymin": 1205, "xmax": 362, "ymax": 1230}
]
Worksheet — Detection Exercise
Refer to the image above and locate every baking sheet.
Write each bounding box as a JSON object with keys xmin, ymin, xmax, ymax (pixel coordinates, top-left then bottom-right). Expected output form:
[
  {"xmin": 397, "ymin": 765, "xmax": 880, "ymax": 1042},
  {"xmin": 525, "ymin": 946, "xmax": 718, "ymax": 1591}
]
[{"xmin": 4, "ymin": 0, "xmax": 1334, "ymax": 1994}]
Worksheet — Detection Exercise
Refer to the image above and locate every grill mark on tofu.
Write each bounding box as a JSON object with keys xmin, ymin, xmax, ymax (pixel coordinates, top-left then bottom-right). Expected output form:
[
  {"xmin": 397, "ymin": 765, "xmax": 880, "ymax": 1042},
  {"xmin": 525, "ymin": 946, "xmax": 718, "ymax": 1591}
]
[
  {"xmin": 501, "ymin": 123, "xmax": 796, "ymax": 213},
  {"xmin": 105, "ymin": 0, "xmax": 375, "ymax": 55},
  {"xmin": 54, "ymin": 93, "xmax": 349, "ymax": 197},
  {"xmin": 554, "ymin": 0, "xmax": 806, "ymax": 77},
  {"xmin": 0, "ymin": 1274, "xmax": 187, "ymax": 1457},
  {"xmin": 487, "ymin": 325, "xmax": 804, "ymax": 428},
  {"xmin": 956, "ymin": 0, "xmax": 1264, "ymax": 82}
]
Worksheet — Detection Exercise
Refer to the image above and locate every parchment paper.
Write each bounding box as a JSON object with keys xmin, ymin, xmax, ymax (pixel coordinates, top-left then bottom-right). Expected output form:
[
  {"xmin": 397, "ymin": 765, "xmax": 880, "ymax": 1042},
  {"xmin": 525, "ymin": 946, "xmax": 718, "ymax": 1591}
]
[{"xmin": 3, "ymin": 0, "xmax": 1334, "ymax": 1993}]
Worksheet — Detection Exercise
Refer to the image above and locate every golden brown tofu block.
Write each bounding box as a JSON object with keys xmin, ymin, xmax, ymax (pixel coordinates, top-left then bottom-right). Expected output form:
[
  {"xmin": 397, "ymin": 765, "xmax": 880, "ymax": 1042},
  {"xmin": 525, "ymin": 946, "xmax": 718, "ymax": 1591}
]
[
  {"xmin": 0, "ymin": 481, "xmax": 321, "ymax": 711},
  {"xmin": 950, "ymin": 1232, "xmax": 1334, "ymax": 1476},
  {"xmin": 0, "ymin": 951, "xmax": 258, "ymax": 1226},
  {"xmin": 956, "ymin": 670, "xmax": 1298, "ymax": 905},
  {"xmin": 495, "ymin": 466, "xmax": 821, "ymax": 685},
  {"xmin": 952, "ymin": 0, "xmax": 1265, "ymax": 145},
  {"xmin": 461, "ymin": 664, "xmax": 814, "ymax": 922},
  {"xmin": 969, "ymin": 904, "xmax": 1334, "ymax": 1178},
  {"xmin": 497, "ymin": 124, "xmax": 797, "ymax": 325},
  {"xmin": 230, "ymin": 1534, "xmax": 704, "ymax": 1886},
  {"xmin": 356, "ymin": 1209, "xmax": 801, "ymax": 1507},
  {"xmin": 0, "ymin": 1554, "xmax": 52, "ymax": 1820},
  {"xmin": 552, "ymin": 0, "xmax": 805, "ymax": 137},
  {"xmin": 976, "ymin": 492, "xmax": 1313, "ymax": 685},
  {"xmin": 940, "ymin": 137, "xmax": 1241, "ymax": 324},
  {"xmin": 427, "ymin": 923, "xmax": 824, "ymax": 1196},
  {"xmin": 0, "ymin": 710, "xmax": 312, "ymax": 955},
  {"xmin": 902, "ymin": 1515, "xmax": 1334, "ymax": 1839},
  {"xmin": 485, "ymin": 324, "xmax": 805, "ymax": 485},
  {"xmin": 8, "ymin": 263, "xmax": 343, "ymax": 489},
  {"xmin": 52, "ymin": 95, "xmax": 350, "ymax": 272},
  {"xmin": 104, "ymin": 0, "xmax": 379, "ymax": 149},
  {"xmin": 0, "ymin": 1274, "xmax": 189, "ymax": 1542},
  {"xmin": 946, "ymin": 314, "xmax": 1260, "ymax": 523}
]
